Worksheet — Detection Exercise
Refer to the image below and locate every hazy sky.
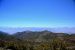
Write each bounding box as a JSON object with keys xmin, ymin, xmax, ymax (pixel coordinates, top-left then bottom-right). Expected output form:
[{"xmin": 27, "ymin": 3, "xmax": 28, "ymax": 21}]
[{"xmin": 0, "ymin": 0, "xmax": 75, "ymax": 27}]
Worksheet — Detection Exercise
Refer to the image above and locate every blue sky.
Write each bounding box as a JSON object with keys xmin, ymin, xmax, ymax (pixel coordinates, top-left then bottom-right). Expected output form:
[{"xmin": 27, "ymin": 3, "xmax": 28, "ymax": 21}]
[{"xmin": 0, "ymin": 0, "xmax": 75, "ymax": 27}]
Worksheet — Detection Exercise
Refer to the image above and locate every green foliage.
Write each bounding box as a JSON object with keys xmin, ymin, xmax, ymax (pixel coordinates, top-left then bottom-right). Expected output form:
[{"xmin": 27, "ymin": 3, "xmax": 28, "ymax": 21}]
[{"xmin": 0, "ymin": 31, "xmax": 75, "ymax": 50}]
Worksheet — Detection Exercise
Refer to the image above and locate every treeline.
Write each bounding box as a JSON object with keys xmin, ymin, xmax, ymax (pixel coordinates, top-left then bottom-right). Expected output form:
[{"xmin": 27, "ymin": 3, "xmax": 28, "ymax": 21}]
[
  {"xmin": 0, "ymin": 38, "xmax": 75, "ymax": 50},
  {"xmin": 0, "ymin": 39, "xmax": 68, "ymax": 50},
  {"xmin": 0, "ymin": 31, "xmax": 75, "ymax": 50}
]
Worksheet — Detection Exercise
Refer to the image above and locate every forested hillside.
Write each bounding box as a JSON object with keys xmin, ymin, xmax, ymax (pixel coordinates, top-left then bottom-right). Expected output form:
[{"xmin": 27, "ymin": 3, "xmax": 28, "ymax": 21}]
[{"xmin": 0, "ymin": 30, "xmax": 75, "ymax": 50}]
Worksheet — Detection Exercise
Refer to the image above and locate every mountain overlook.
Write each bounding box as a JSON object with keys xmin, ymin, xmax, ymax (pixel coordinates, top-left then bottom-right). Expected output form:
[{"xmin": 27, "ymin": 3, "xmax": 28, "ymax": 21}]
[{"xmin": 0, "ymin": 30, "xmax": 75, "ymax": 50}]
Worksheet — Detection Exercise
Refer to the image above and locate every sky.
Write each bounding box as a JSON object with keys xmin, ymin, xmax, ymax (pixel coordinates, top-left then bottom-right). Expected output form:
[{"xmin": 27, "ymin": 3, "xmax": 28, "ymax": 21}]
[{"xmin": 0, "ymin": 0, "xmax": 75, "ymax": 28}]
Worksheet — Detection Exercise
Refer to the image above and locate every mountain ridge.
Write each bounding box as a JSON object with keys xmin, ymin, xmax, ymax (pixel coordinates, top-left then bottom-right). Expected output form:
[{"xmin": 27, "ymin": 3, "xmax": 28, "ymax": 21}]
[{"xmin": 0, "ymin": 27, "xmax": 75, "ymax": 34}]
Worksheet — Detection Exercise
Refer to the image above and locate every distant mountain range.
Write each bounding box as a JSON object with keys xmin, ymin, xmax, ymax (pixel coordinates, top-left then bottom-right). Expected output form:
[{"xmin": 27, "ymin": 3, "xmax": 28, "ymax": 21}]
[
  {"xmin": 0, "ymin": 30, "xmax": 70, "ymax": 41},
  {"xmin": 0, "ymin": 27, "xmax": 75, "ymax": 34},
  {"xmin": 0, "ymin": 29, "xmax": 75, "ymax": 50},
  {"xmin": 13, "ymin": 30, "xmax": 69, "ymax": 41}
]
